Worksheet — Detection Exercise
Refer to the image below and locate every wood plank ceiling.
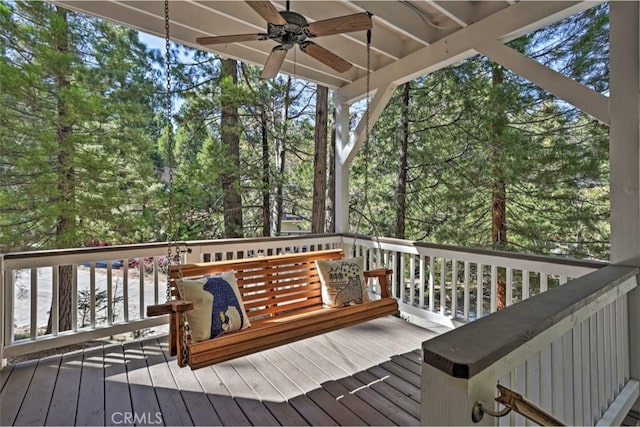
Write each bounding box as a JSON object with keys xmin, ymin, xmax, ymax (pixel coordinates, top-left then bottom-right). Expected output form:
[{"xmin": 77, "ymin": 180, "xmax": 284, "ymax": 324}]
[{"xmin": 53, "ymin": 1, "xmax": 601, "ymax": 101}]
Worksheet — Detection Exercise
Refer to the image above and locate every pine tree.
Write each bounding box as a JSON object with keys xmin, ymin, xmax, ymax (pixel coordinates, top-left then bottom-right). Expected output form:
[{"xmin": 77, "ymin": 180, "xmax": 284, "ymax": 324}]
[{"xmin": 0, "ymin": 2, "xmax": 160, "ymax": 332}]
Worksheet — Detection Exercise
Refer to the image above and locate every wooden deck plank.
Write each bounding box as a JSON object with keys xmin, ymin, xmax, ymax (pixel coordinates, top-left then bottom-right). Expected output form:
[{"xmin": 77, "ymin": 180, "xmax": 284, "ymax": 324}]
[
  {"xmin": 0, "ymin": 363, "xmax": 13, "ymax": 390},
  {"xmin": 289, "ymin": 394, "xmax": 339, "ymax": 426},
  {"xmin": 13, "ymin": 355, "xmax": 61, "ymax": 426},
  {"xmin": 142, "ymin": 338, "xmax": 194, "ymax": 426},
  {"xmin": 390, "ymin": 353, "xmax": 421, "ymax": 376},
  {"xmin": 321, "ymin": 379, "xmax": 395, "ymax": 426},
  {"xmin": 103, "ymin": 343, "xmax": 133, "ymax": 426},
  {"xmin": 353, "ymin": 369, "xmax": 421, "ymax": 418},
  {"xmin": 245, "ymin": 352, "xmax": 302, "ymax": 400},
  {"xmin": 75, "ymin": 345, "xmax": 106, "ymax": 425},
  {"xmin": 46, "ymin": 350, "xmax": 84, "ymax": 426},
  {"xmin": 306, "ymin": 388, "xmax": 366, "ymax": 426},
  {"xmin": 0, "ymin": 359, "xmax": 37, "ymax": 426},
  {"xmin": 379, "ymin": 359, "xmax": 421, "ymax": 388},
  {"xmin": 337, "ymin": 375, "xmax": 420, "ymax": 426},
  {"xmin": 262, "ymin": 347, "xmax": 321, "ymax": 395},
  {"xmin": 164, "ymin": 346, "xmax": 223, "ymax": 426},
  {"xmin": 366, "ymin": 365, "xmax": 421, "ymax": 403},
  {"xmin": 215, "ymin": 361, "xmax": 279, "ymax": 426},
  {"xmin": 263, "ymin": 401, "xmax": 309, "ymax": 426},
  {"xmin": 123, "ymin": 341, "xmax": 163, "ymax": 425},
  {"xmin": 269, "ymin": 344, "xmax": 367, "ymax": 425},
  {"xmin": 193, "ymin": 366, "xmax": 251, "ymax": 426}
]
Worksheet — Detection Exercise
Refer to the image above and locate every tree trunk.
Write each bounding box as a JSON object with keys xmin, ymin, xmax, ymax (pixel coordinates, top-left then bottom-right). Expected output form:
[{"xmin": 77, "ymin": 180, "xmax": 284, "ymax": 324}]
[
  {"xmin": 396, "ymin": 82, "xmax": 410, "ymax": 239},
  {"xmin": 328, "ymin": 109, "xmax": 336, "ymax": 233},
  {"xmin": 311, "ymin": 85, "xmax": 328, "ymax": 234},
  {"xmin": 491, "ymin": 63, "xmax": 508, "ymax": 310},
  {"xmin": 47, "ymin": 7, "xmax": 74, "ymax": 334},
  {"xmin": 261, "ymin": 107, "xmax": 270, "ymax": 237},
  {"xmin": 275, "ymin": 77, "xmax": 292, "ymax": 235},
  {"xmin": 220, "ymin": 58, "xmax": 243, "ymax": 238}
]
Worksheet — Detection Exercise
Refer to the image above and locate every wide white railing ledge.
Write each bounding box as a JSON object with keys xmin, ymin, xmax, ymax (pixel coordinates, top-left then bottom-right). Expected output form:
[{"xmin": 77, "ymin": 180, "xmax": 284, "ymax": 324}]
[{"xmin": 421, "ymin": 263, "xmax": 639, "ymax": 426}]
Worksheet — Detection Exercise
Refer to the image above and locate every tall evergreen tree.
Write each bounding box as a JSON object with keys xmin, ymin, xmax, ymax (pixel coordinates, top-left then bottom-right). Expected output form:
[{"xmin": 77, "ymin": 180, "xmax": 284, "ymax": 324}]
[{"xmin": 0, "ymin": 2, "xmax": 160, "ymax": 331}]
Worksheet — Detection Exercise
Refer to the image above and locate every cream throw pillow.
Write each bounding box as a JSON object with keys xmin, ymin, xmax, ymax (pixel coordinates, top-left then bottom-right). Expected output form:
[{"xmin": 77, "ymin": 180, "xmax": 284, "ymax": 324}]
[{"xmin": 315, "ymin": 256, "xmax": 369, "ymax": 307}]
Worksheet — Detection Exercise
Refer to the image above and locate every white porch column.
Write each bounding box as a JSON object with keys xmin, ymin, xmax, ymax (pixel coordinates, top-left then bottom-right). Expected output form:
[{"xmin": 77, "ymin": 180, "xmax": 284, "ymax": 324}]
[
  {"xmin": 334, "ymin": 97, "xmax": 350, "ymax": 234},
  {"xmin": 610, "ymin": 0, "xmax": 640, "ymax": 411}
]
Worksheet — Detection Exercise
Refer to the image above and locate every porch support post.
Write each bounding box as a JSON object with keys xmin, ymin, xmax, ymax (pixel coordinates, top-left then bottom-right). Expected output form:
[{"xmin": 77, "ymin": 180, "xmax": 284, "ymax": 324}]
[
  {"xmin": 334, "ymin": 95, "xmax": 350, "ymax": 234},
  {"xmin": 610, "ymin": 0, "xmax": 640, "ymax": 411},
  {"xmin": 333, "ymin": 84, "xmax": 397, "ymax": 235}
]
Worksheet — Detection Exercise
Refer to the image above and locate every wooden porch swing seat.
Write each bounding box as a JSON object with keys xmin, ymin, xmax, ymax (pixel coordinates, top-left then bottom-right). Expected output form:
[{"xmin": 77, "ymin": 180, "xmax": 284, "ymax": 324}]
[{"xmin": 147, "ymin": 249, "xmax": 398, "ymax": 369}]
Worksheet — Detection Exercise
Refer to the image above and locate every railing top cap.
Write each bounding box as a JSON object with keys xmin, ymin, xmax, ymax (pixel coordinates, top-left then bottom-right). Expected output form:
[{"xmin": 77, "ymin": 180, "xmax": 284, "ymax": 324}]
[{"xmin": 421, "ymin": 264, "xmax": 638, "ymax": 379}]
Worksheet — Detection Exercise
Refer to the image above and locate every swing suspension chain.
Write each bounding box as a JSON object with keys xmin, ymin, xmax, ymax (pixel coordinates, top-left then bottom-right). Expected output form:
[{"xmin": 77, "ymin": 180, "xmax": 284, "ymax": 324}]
[
  {"xmin": 352, "ymin": 27, "xmax": 384, "ymax": 267},
  {"xmin": 164, "ymin": 0, "xmax": 189, "ymax": 365},
  {"xmin": 164, "ymin": 0, "xmax": 174, "ymax": 303}
]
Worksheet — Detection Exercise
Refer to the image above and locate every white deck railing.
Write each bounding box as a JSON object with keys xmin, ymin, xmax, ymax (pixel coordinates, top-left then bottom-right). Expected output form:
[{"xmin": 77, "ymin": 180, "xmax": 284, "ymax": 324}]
[
  {"xmin": 350, "ymin": 235, "xmax": 604, "ymax": 326},
  {"xmin": 421, "ymin": 263, "xmax": 639, "ymax": 426},
  {"xmin": 1, "ymin": 234, "xmax": 604, "ymax": 363}
]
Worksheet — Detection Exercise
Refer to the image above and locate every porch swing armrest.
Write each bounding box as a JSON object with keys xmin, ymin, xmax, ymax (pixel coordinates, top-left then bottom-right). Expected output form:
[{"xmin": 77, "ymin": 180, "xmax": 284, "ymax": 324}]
[
  {"xmin": 146, "ymin": 301, "xmax": 194, "ymax": 317},
  {"xmin": 364, "ymin": 268, "xmax": 393, "ymax": 299}
]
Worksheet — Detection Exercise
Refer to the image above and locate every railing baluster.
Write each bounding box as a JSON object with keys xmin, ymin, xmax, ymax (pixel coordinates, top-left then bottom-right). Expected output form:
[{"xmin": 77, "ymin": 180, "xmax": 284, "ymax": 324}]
[
  {"xmin": 419, "ymin": 255, "xmax": 426, "ymax": 308},
  {"xmin": 562, "ymin": 330, "xmax": 574, "ymax": 425},
  {"xmin": 52, "ymin": 266, "xmax": 59, "ymax": 336},
  {"xmin": 440, "ymin": 258, "xmax": 446, "ymax": 316},
  {"xmin": 589, "ymin": 313, "xmax": 599, "ymax": 424},
  {"xmin": 139, "ymin": 257, "xmax": 145, "ymax": 320},
  {"xmin": 572, "ymin": 323, "xmax": 583, "ymax": 425},
  {"xmin": 409, "ymin": 255, "xmax": 416, "ymax": 305},
  {"xmin": 30, "ymin": 268, "xmax": 37, "ymax": 340},
  {"xmin": 429, "ymin": 257, "xmax": 435, "ymax": 312},
  {"xmin": 580, "ymin": 318, "xmax": 592, "ymax": 424},
  {"xmin": 522, "ymin": 270, "xmax": 530, "ymax": 300},
  {"xmin": 107, "ymin": 262, "xmax": 113, "ymax": 325},
  {"xmin": 90, "ymin": 262, "xmax": 96, "ymax": 328},
  {"xmin": 463, "ymin": 261, "xmax": 470, "ymax": 321},
  {"xmin": 72, "ymin": 265, "xmax": 78, "ymax": 332},
  {"xmin": 452, "ymin": 260, "xmax": 458, "ymax": 319},
  {"xmin": 399, "ymin": 252, "xmax": 406, "ymax": 304},
  {"xmin": 506, "ymin": 267, "xmax": 513, "ymax": 307},
  {"xmin": 477, "ymin": 263, "xmax": 484, "ymax": 319},
  {"xmin": 551, "ymin": 336, "xmax": 563, "ymax": 417},
  {"xmin": 490, "ymin": 265, "xmax": 497, "ymax": 313},
  {"xmin": 123, "ymin": 265, "xmax": 129, "ymax": 323}
]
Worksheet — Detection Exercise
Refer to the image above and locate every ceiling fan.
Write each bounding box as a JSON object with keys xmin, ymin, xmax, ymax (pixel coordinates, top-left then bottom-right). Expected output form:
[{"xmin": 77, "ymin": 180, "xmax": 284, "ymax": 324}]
[{"xmin": 196, "ymin": 1, "xmax": 372, "ymax": 79}]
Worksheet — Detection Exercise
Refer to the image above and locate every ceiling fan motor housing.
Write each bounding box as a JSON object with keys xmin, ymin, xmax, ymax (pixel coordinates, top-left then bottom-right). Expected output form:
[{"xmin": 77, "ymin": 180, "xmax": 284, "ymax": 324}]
[{"xmin": 267, "ymin": 10, "xmax": 309, "ymax": 49}]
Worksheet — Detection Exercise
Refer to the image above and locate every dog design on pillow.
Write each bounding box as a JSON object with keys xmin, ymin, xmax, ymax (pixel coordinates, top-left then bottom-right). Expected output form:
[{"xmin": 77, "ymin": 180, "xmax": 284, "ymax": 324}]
[{"xmin": 204, "ymin": 276, "xmax": 246, "ymax": 337}]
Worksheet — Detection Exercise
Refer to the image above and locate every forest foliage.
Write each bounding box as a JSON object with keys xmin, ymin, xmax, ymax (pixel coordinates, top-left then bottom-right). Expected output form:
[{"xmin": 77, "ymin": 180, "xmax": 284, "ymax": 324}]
[{"xmin": 0, "ymin": 1, "xmax": 610, "ymax": 261}]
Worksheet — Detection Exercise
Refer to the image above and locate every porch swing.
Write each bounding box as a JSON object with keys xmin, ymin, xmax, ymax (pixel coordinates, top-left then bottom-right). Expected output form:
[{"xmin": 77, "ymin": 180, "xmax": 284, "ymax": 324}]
[{"xmin": 146, "ymin": 1, "xmax": 397, "ymax": 370}]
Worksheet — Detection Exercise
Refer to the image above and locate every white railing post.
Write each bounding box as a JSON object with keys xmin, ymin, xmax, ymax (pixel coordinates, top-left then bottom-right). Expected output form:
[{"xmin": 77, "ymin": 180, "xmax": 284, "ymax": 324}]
[
  {"xmin": 422, "ymin": 264, "xmax": 639, "ymax": 426},
  {"xmin": 422, "ymin": 364, "xmax": 495, "ymax": 426},
  {"xmin": 629, "ymin": 280, "xmax": 640, "ymax": 412}
]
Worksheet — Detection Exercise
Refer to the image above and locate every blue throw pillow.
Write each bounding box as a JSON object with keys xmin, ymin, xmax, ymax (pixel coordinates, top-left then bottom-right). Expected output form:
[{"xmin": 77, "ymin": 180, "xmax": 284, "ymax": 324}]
[{"xmin": 179, "ymin": 271, "xmax": 251, "ymax": 341}]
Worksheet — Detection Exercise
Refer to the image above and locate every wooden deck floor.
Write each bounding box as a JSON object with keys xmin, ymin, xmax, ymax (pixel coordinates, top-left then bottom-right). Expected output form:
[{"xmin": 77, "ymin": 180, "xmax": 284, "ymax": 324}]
[{"xmin": 1, "ymin": 316, "xmax": 449, "ymax": 426}]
